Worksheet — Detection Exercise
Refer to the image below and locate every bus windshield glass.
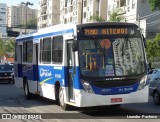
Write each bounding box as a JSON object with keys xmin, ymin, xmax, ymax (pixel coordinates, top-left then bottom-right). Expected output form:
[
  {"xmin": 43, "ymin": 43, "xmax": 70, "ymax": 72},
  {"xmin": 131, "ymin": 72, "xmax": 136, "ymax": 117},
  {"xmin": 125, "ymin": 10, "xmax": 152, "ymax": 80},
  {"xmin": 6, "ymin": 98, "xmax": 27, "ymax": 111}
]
[{"xmin": 79, "ymin": 37, "xmax": 145, "ymax": 77}]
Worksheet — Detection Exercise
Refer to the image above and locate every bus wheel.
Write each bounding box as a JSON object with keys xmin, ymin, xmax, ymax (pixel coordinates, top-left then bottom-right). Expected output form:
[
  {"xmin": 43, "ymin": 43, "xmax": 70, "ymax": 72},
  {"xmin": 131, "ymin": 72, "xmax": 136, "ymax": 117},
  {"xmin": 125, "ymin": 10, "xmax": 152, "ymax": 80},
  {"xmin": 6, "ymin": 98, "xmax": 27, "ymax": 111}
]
[
  {"xmin": 111, "ymin": 104, "xmax": 121, "ymax": 108},
  {"xmin": 59, "ymin": 86, "xmax": 69, "ymax": 110},
  {"xmin": 24, "ymin": 81, "xmax": 32, "ymax": 100},
  {"xmin": 153, "ymin": 91, "xmax": 160, "ymax": 105}
]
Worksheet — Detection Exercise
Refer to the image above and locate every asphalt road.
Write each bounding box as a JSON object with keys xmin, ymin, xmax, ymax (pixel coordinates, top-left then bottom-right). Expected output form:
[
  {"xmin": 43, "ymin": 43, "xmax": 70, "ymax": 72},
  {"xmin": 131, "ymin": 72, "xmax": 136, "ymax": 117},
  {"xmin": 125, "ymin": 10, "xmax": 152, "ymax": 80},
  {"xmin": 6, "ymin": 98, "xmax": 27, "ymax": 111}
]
[{"xmin": 0, "ymin": 82, "xmax": 160, "ymax": 122}]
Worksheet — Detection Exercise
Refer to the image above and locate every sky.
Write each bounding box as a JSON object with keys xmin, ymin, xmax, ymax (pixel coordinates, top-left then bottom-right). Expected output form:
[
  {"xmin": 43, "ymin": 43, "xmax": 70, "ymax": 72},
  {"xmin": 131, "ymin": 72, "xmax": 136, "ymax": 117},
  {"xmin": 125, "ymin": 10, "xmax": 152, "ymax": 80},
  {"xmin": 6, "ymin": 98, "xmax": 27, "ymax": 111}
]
[{"xmin": 0, "ymin": 0, "xmax": 38, "ymax": 9}]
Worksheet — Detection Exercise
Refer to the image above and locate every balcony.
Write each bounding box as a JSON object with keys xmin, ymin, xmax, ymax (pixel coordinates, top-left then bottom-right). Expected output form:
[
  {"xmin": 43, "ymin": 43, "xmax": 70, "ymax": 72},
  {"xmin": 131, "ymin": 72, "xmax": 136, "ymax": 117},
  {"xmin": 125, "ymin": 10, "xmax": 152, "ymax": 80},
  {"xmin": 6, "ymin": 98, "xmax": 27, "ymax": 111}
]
[
  {"xmin": 41, "ymin": 2, "xmax": 47, "ymax": 7},
  {"xmin": 41, "ymin": 11, "xmax": 47, "ymax": 15},
  {"xmin": 42, "ymin": 20, "xmax": 47, "ymax": 24}
]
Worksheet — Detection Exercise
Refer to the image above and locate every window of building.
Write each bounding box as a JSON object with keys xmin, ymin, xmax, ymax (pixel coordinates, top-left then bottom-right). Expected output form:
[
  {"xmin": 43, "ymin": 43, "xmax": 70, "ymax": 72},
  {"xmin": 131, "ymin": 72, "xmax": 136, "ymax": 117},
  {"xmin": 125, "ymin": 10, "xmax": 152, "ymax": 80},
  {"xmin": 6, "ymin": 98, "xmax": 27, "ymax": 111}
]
[
  {"xmin": 65, "ymin": 0, "xmax": 67, "ymax": 7},
  {"xmin": 116, "ymin": 1, "xmax": 120, "ymax": 8},
  {"xmin": 64, "ymin": 18, "xmax": 67, "ymax": 23},
  {"xmin": 41, "ymin": 37, "xmax": 51, "ymax": 63},
  {"xmin": 127, "ymin": 0, "xmax": 130, "ymax": 5},
  {"xmin": 70, "ymin": 17, "xmax": 72, "ymax": 22},
  {"xmin": 71, "ymin": 6, "xmax": 73, "ymax": 12},
  {"xmin": 52, "ymin": 36, "xmax": 63, "ymax": 63},
  {"xmin": 132, "ymin": 0, "xmax": 135, "ymax": 9},
  {"xmin": 84, "ymin": 0, "xmax": 87, "ymax": 7},
  {"xmin": 84, "ymin": 12, "xmax": 86, "ymax": 18},
  {"xmin": 120, "ymin": 0, "xmax": 126, "ymax": 7}
]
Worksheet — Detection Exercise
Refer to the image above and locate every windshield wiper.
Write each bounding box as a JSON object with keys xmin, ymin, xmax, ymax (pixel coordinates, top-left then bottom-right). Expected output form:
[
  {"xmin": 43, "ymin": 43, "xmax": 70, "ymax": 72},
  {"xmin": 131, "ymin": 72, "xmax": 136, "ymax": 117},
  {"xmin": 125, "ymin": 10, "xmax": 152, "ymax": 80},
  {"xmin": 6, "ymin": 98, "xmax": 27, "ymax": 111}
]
[{"xmin": 93, "ymin": 38, "xmax": 105, "ymax": 55}]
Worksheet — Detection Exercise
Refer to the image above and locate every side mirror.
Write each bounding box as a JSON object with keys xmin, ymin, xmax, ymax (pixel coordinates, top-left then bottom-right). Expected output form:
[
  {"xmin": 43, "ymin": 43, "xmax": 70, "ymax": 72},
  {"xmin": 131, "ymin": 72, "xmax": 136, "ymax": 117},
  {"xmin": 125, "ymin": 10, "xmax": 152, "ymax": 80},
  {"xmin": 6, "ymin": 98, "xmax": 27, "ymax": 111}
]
[
  {"xmin": 72, "ymin": 40, "xmax": 78, "ymax": 52},
  {"xmin": 142, "ymin": 34, "xmax": 146, "ymax": 48}
]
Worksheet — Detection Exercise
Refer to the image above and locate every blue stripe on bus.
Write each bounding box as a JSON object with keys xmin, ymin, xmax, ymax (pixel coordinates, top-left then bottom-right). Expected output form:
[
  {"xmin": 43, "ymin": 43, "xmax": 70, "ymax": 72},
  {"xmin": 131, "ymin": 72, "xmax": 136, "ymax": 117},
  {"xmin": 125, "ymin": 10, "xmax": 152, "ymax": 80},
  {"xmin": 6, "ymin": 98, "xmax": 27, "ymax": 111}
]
[
  {"xmin": 16, "ymin": 64, "xmax": 139, "ymax": 95},
  {"xmin": 16, "ymin": 29, "xmax": 74, "ymax": 41},
  {"xmin": 92, "ymin": 82, "xmax": 139, "ymax": 95}
]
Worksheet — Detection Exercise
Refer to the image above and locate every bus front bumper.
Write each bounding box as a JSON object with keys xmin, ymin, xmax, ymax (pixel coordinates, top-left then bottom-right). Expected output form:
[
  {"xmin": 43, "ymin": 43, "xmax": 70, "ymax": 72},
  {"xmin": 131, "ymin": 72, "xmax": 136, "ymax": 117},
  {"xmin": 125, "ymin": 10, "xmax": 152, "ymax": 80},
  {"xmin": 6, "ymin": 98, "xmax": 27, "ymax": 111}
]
[{"xmin": 74, "ymin": 85, "xmax": 149, "ymax": 107}]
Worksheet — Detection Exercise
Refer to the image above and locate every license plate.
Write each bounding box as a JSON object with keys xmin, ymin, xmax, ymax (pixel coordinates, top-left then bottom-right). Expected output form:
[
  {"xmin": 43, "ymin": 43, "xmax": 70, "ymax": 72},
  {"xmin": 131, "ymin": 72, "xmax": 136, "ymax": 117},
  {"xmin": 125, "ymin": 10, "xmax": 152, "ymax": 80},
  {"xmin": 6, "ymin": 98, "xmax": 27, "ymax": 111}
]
[{"xmin": 111, "ymin": 98, "xmax": 122, "ymax": 103}]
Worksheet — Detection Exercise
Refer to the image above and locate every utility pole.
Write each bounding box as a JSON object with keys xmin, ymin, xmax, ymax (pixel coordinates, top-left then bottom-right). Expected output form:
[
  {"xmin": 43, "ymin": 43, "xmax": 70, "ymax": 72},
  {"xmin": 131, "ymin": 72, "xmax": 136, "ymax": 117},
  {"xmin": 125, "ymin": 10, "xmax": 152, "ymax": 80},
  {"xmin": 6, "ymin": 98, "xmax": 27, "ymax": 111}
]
[{"xmin": 81, "ymin": 0, "xmax": 83, "ymax": 24}]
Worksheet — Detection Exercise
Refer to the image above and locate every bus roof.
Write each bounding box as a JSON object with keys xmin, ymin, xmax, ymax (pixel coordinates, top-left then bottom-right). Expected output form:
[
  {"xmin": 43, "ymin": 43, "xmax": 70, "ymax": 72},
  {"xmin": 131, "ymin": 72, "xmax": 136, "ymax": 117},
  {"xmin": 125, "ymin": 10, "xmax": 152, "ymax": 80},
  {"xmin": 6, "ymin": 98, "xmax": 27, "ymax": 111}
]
[
  {"xmin": 16, "ymin": 24, "xmax": 76, "ymax": 41},
  {"xmin": 16, "ymin": 22, "xmax": 139, "ymax": 41}
]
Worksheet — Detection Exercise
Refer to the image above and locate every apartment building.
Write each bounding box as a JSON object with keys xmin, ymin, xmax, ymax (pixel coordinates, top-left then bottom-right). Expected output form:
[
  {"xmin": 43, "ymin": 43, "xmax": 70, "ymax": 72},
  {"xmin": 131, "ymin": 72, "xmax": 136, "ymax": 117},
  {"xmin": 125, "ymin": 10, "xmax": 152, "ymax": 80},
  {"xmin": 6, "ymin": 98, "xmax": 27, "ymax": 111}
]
[
  {"xmin": 60, "ymin": 0, "xmax": 107, "ymax": 24},
  {"xmin": 37, "ymin": 0, "xmax": 107, "ymax": 29},
  {"xmin": 107, "ymin": 0, "xmax": 160, "ymax": 39},
  {"xmin": 0, "ymin": 3, "xmax": 7, "ymax": 38},
  {"xmin": 7, "ymin": 4, "xmax": 37, "ymax": 29},
  {"xmin": 38, "ymin": 0, "xmax": 60, "ymax": 29}
]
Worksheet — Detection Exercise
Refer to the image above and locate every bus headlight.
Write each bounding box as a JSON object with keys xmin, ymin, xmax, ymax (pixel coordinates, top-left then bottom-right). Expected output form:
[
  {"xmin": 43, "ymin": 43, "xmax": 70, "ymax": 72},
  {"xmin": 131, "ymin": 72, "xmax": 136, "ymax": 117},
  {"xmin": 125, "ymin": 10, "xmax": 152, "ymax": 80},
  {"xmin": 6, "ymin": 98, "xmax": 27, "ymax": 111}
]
[
  {"xmin": 81, "ymin": 80, "xmax": 94, "ymax": 93},
  {"xmin": 138, "ymin": 75, "xmax": 147, "ymax": 90}
]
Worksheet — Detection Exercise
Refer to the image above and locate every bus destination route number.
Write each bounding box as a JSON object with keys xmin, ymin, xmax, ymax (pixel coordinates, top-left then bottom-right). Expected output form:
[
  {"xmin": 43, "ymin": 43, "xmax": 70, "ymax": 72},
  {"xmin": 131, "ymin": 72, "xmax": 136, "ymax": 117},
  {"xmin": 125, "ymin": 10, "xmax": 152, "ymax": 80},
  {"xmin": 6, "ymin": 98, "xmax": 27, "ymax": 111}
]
[{"xmin": 84, "ymin": 28, "xmax": 129, "ymax": 35}]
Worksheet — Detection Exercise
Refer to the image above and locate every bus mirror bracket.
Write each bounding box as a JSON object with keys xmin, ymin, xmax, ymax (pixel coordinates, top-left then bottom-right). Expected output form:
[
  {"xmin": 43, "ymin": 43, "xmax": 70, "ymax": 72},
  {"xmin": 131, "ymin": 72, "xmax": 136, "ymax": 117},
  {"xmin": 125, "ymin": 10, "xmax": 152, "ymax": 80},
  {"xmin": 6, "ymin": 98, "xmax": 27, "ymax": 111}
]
[
  {"xmin": 72, "ymin": 40, "xmax": 78, "ymax": 51},
  {"xmin": 142, "ymin": 34, "xmax": 146, "ymax": 48}
]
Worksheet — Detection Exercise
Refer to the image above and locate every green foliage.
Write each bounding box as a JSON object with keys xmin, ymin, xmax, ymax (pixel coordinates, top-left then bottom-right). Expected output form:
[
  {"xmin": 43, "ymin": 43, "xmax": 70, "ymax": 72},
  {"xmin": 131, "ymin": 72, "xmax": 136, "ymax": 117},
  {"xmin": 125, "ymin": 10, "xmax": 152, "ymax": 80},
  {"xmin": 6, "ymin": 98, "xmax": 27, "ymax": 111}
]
[
  {"xmin": 149, "ymin": 0, "xmax": 160, "ymax": 11},
  {"xmin": 0, "ymin": 38, "xmax": 15, "ymax": 63},
  {"xmin": 108, "ymin": 9, "xmax": 125, "ymax": 22},
  {"xmin": 89, "ymin": 14, "xmax": 105, "ymax": 22},
  {"xmin": 27, "ymin": 18, "xmax": 37, "ymax": 29},
  {"xmin": 146, "ymin": 33, "xmax": 160, "ymax": 62}
]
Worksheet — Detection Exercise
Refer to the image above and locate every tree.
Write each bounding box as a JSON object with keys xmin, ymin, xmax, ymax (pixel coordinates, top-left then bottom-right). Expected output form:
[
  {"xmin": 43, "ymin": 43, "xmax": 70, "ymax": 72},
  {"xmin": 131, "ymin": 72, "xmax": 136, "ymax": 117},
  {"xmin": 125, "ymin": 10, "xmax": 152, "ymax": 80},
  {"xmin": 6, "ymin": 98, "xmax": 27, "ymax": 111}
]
[
  {"xmin": 0, "ymin": 38, "xmax": 7, "ymax": 62},
  {"xmin": 89, "ymin": 14, "xmax": 105, "ymax": 22},
  {"xmin": 27, "ymin": 18, "xmax": 37, "ymax": 29},
  {"xmin": 0, "ymin": 38, "xmax": 15, "ymax": 63},
  {"xmin": 108, "ymin": 9, "xmax": 125, "ymax": 22},
  {"xmin": 5, "ymin": 38, "xmax": 15, "ymax": 57},
  {"xmin": 148, "ymin": 0, "xmax": 160, "ymax": 11},
  {"xmin": 146, "ymin": 33, "xmax": 160, "ymax": 69}
]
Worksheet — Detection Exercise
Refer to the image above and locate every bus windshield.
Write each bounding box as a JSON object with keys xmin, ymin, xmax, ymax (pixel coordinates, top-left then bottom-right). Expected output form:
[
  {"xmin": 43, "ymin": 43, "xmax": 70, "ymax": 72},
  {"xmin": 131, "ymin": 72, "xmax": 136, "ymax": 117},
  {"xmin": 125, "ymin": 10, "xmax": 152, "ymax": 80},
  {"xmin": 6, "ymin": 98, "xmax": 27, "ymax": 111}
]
[{"xmin": 79, "ymin": 37, "xmax": 145, "ymax": 77}]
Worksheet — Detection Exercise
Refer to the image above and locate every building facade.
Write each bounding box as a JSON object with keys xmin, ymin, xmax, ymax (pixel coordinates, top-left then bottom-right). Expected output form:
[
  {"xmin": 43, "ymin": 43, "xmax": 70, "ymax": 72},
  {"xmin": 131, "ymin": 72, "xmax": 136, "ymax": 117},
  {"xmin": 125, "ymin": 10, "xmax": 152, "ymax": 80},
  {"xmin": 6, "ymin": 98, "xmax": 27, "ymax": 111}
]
[
  {"xmin": 7, "ymin": 4, "xmax": 37, "ymax": 34},
  {"xmin": 0, "ymin": 3, "xmax": 7, "ymax": 38},
  {"xmin": 107, "ymin": 0, "xmax": 160, "ymax": 39},
  {"xmin": 37, "ymin": 0, "xmax": 60, "ymax": 29},
  {"xmin": 60, "ymin": 0, "xmax": 107, "ymax": 24},
  {"xmin": 37, "ymin": 0, "xmax": 107, "ymax": 29},
  {"xmin": 7, "ymin": 4, "xmax": 37, "ymax": 29}
]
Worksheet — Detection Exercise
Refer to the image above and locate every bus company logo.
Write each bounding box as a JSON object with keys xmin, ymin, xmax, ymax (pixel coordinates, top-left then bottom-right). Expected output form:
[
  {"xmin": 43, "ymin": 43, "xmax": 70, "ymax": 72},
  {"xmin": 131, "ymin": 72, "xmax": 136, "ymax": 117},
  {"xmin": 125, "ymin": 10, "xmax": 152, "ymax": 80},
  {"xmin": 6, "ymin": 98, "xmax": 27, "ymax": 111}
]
[
  {"xmin": 124, "ymin": 87, "xmax": 133, "ymax": 91},
  {"xmin": 118, "ymin": 87, "xmax": 134, "ymax": 92},
  {"xmin": 40, "ymin": 68, "xmax": 52, "ymax": 77},
  {"xmin": 119, "ymin": 88, "xmax": 123, "ymax": 92}
]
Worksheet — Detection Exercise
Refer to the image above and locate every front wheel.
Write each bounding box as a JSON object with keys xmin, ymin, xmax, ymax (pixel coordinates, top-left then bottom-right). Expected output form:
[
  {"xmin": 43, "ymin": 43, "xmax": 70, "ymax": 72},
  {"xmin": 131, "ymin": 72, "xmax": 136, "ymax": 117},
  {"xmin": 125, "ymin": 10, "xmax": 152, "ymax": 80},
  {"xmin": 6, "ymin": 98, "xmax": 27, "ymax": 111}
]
[
  {"xmin": 59, "ymin": 87, "xmax": 70, "ymax": 110},
  {"xmin": 153, "ymin": 91, "xmax": 160, "ymax": 105},
  {"xmin": 111, "ymin": 104, "xmax": 121, "ymax": 108}
]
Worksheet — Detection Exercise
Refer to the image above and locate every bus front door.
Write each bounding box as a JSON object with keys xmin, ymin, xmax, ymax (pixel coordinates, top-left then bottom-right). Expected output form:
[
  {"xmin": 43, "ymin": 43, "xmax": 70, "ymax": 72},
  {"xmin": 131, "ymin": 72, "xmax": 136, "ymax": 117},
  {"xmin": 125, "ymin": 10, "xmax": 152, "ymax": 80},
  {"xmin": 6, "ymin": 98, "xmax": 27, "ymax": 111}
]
[{"xmin": 67, "ymin": 41, "xmax": 75, "ymax": 102}]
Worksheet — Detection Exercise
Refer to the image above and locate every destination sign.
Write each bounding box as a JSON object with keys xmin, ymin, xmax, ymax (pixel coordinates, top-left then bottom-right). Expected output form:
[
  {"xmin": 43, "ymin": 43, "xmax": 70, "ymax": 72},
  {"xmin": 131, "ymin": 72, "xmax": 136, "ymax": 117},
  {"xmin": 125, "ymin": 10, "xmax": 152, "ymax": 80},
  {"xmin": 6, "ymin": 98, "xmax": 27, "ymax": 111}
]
[{"xmin": 84, "ymin": 28, "xmax": 134, "ymax": 36}]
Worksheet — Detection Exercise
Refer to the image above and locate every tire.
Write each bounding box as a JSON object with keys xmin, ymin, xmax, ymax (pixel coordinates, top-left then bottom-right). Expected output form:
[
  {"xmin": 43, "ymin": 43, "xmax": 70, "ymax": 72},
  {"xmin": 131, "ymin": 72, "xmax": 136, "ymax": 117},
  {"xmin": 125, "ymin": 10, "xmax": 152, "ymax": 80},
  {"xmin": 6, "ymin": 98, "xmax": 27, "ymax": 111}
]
[
  {"xmin": 153, "ymin": 91, "xmax": 160, "ymax": 105},
  {"xmin": 111, "ymin": 104, "xmax": 121, "ymax": 108},
  {"xmin": 9, "ymin": 80, "xmax": 14, "ymax": 84},
  {"xmin": 59, "ymin": 86, "xmax": 70, "ymax": 110},
  {"xmin": 24, "ymin": 80, "xmax": 32, "ymax": 100},
  {"xmin": 12, "ymin": 80, "xmax": 15, "ymax": 84}
]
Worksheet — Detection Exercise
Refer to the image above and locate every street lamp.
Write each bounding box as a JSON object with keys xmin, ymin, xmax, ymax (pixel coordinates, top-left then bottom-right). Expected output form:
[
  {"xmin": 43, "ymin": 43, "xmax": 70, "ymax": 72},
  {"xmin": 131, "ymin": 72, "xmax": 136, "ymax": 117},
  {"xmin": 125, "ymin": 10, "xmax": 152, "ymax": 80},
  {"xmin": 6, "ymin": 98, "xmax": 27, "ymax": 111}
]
[
  {"xmin": 21, "ymin": 2, "xmax": 33, "ymax": 34},
  {"xmin": 81, "ymin": 0, "xmax": 84, "ymax": 24}
]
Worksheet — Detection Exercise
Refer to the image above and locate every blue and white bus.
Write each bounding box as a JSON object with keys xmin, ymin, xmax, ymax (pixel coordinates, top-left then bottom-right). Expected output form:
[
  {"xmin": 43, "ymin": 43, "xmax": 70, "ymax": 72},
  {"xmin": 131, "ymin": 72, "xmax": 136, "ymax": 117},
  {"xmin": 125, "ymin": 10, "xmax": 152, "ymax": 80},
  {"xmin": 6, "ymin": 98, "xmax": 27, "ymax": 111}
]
[{"xmin": 14, "ymin": 22, "xmax": 148, "ymax": 110}]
